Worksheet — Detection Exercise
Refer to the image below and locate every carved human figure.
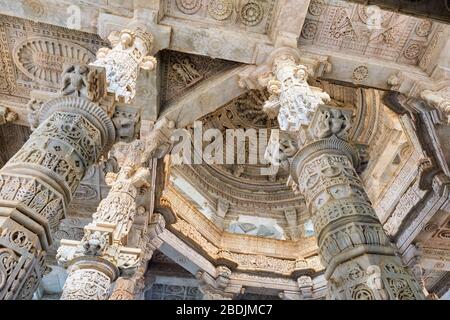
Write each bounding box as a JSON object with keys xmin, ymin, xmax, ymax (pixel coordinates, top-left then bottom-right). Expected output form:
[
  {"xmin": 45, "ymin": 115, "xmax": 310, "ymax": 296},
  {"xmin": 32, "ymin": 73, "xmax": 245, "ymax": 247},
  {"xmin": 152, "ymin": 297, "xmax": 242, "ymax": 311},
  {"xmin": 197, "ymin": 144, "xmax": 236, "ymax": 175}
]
[{"xmin": 61, "ymin": 65, "xmax": 89, "ymax": 97}]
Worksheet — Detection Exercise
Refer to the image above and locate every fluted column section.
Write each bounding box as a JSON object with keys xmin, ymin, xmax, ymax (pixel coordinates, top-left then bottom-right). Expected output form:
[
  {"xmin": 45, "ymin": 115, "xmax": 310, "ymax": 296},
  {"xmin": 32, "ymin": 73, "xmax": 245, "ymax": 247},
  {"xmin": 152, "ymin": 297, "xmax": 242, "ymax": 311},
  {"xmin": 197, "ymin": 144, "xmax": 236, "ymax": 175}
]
[{"xmin": 289, "ymin": 105, "xmax": 425, "ymax": 300}]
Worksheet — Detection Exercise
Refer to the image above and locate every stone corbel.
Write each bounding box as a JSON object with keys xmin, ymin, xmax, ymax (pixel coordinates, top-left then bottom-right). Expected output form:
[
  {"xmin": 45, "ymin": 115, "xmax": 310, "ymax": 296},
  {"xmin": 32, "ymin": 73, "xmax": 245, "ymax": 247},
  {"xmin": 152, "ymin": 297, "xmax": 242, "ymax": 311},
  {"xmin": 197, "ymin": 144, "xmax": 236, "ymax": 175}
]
[
  {"xmin": 420, "ymin": 89, "xmax": 450, "ymax": 124},
  {"xmin": 91, "ymin": 27, "xmax": 156, "ymax": 104},
  {"xmin": 239, "ymin": 47, "xmax": 331, "ymax": 133},
  {"xmin": 196, "ymin": 265, "xmax": 234, "ymax": 300},
  {"xmin": 238, "ymin": 47, "xmax": 331, "ymax": 90},
  {"xmin": 297, "ymin": 275, "xmax": 314, "ymax": 299}
]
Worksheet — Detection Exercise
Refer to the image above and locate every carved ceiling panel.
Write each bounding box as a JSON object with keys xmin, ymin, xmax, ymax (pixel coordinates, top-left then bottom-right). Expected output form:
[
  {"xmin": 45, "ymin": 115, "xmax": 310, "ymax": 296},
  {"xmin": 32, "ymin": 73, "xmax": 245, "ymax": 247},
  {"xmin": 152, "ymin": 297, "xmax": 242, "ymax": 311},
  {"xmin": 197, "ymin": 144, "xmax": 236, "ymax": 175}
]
[
  {"xmin": 163, "ymin": 0, "xmax": 278, "ymax": 35},
  {"xmin": 299, "ymin": 0, "xmax": 440, "ymax": 66},
  {"xmin": 159, "ymin": 49, "xmax": 240, "ymax": 107},
  {"xmin": 0, "ymin": 14, "xmax": 106, "ymax": 105}
]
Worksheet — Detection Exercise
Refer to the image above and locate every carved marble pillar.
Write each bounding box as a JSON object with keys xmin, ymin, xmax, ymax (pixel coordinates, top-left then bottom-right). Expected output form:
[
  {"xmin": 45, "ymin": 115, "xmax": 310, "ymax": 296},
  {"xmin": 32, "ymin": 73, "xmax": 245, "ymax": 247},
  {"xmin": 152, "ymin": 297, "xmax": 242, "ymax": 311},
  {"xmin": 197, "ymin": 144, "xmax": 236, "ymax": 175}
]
[
  {"xmin": 289, "ymin": 105, "xmax": 425, "ymax": 300},
  {"xmin": 57, "ymin": 141, "xmax": 151, "ymax": 299},
  {"xmin": 0, "ymin": 66, "xmax": 115, "ymax": 300},
  {"xmin": 57, "ymin": 120, "xmax": 174, "ymax": 300},
  {"xmin": 109, "ymin": 213, "xmax": 166, "ymax": 300}
]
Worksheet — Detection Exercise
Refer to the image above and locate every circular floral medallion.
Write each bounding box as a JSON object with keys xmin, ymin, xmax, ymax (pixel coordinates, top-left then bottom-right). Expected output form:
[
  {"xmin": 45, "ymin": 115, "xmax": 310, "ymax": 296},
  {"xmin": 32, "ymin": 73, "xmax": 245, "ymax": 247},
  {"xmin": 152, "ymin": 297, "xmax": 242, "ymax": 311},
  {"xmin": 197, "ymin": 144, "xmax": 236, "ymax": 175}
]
[
  {"xmin": 308, "ymin": 0, "xmax": 325, "ymax": 16},
  {"xmin": 23, "ymin": 0, "xmax": 46, "ymax": 18},
  {"xmin": 175, "ymin": 0, "xmax": 202, "ymax": 15},
  {"xmin": 241, "ymin": 2, "xmax": 264, "ymax": 26},
  {"xmin": 415, "ymin": 20, "xmax": 432, "ymax": 37},
  {"xmin": 404, "ymin": 43, "xmax": 421, "ymax": 59},
  {"xmin": 301, "ymin": 21, "xmax": 318, "ymax": 40},
  {"xmin": 208, "ymin": 0, "xmax": 233, "ymax": 20},
  {"xmin": 352, "ymin": 65, "xmax": 369, "ymax": 82}
]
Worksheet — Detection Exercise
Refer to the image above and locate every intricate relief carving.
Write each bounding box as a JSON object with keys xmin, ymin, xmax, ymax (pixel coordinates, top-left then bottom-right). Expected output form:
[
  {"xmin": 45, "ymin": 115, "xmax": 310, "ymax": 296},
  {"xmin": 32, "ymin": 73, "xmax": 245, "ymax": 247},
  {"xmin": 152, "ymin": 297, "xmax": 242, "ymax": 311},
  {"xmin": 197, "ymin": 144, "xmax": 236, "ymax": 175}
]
[
  {"xmin": 176, "ymin": 0, "xmax": 202, "ymax": 14},
  {"xmin": 309, "ymin": 0, "xmax": 325, "ymax": 16},
  {"xmin": 160, "ymin": 50, "xmax": 238, "ymax": 105},
  {"xmin": 91, "ymin": 28, "xmax": 156, "ymax": 103},
  {"xmin": 262, "ymin": 52, "xmax": 330, "ymax": 132},
  {"xmin": 208, "ymin": 0, "xmax": 233, "ymax": 20},
  {"xmin": 415, "ymin": 20, "xmax": 433, "ymax": 37},
  {"xmin": 61, "ymin": 65, "xmax": 106, "ymax": 102},
  {"xmin": 404, "ymin": 42, "xmax": 422, "ymax": 60},
  {"xmin": 60, "ymin": 268, "xmax": 112, "ymax": 300},
  {"xmin": 352, "ymin": 66, "xmax": 368, "ymax": 83},
  {"xmin": 0, "ymin": 218, "xmax": 44, "ymax": 300},
  {"xmin": 14, "ymin": 37, "xmax": 94, "ymax": 87},
  {"xmin": 112, "ymin": 108, "xmax": 140, "ymax": 142},
  {"xmin": 299, "ymin": 2, "xmax": 437, "ymax": 66},
  {"xmin": 292, "ymin": 105, "xmax": 423, "ymax": 300},
  {"xmin": 0, "ymin": 175, "xmax": 64, "ymax": 230},
  {"xmin": 312, "ymin": 108, "xmax": 352, "ymax": 140},
  {"xmin": 240, "ymin": 1, "xmax": 264, "ymax": 26},
  {"xmin": 301, "ymin": 21, "xmax": 318, "ymax": 40}
]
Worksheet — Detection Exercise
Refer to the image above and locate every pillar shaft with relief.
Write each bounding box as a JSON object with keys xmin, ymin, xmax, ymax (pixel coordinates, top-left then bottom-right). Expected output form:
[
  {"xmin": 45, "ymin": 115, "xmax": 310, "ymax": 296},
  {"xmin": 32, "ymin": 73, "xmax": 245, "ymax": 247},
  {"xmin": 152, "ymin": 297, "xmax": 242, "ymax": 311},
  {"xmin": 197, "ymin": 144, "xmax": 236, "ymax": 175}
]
[
  {"xmin": 0, "ymin": 66, "xmax": 115, "ymax": 300},
  {"xmin": 290, "ymin": 105, "xmax": 425, "ymax": 300}
]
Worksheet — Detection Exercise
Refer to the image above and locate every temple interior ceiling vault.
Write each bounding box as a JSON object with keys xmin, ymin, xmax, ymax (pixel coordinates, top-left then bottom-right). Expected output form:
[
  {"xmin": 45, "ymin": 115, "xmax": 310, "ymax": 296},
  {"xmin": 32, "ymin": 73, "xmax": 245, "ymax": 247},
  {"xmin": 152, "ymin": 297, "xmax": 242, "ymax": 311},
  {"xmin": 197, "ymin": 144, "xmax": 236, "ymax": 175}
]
[{"xmin": 0, "ymin": 0, "xmax": 449, "ymax": 300}]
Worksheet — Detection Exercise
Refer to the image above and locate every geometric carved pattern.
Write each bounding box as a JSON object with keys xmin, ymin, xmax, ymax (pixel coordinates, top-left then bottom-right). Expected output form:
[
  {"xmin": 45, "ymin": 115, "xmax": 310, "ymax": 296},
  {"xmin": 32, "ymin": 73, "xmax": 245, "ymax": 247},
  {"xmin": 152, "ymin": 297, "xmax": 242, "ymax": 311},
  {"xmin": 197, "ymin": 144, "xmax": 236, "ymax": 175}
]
[
  {"xmin": 0, "ymin": 14, "xmax": 103, "ymax": 102},
  {"xmin": 299, "ymin": 1, "xmax": 438, "ymax": 66},
  {"xmin": 160, "ymin": 50, "xmax": 239, "ymax": 105},
  {"xmin": 165, "ymin": 0, "xmax": 277, "ymax": 34},
  {"xmin": 145, "ymin": 284, "xmax": 202, "ymax": 300},
  {"xmin": 0, "ymin": 174, "xmax": 64, "ymax": 230}
]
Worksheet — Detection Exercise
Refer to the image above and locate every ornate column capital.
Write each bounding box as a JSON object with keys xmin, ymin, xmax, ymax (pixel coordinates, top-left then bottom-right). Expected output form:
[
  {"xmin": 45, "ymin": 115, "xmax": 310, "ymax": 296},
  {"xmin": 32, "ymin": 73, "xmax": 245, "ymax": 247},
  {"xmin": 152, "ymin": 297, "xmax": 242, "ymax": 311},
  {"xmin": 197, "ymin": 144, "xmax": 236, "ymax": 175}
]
[
  {"xmin": 91, "ymin": 26, "xmax": 157, "ymax": 103},
  {"xmin": 239, "ymin": 47, "xmax": 331, "ymax": 133}
]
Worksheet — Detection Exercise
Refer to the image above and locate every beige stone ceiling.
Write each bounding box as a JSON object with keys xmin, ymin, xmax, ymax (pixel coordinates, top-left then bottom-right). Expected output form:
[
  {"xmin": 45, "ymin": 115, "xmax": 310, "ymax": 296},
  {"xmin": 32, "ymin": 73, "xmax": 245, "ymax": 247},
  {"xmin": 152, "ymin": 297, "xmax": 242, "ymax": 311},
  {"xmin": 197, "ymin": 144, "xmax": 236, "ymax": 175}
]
[{"xmin": 299, "ymin": 0, "xmax": 438, "ymax": 66}]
